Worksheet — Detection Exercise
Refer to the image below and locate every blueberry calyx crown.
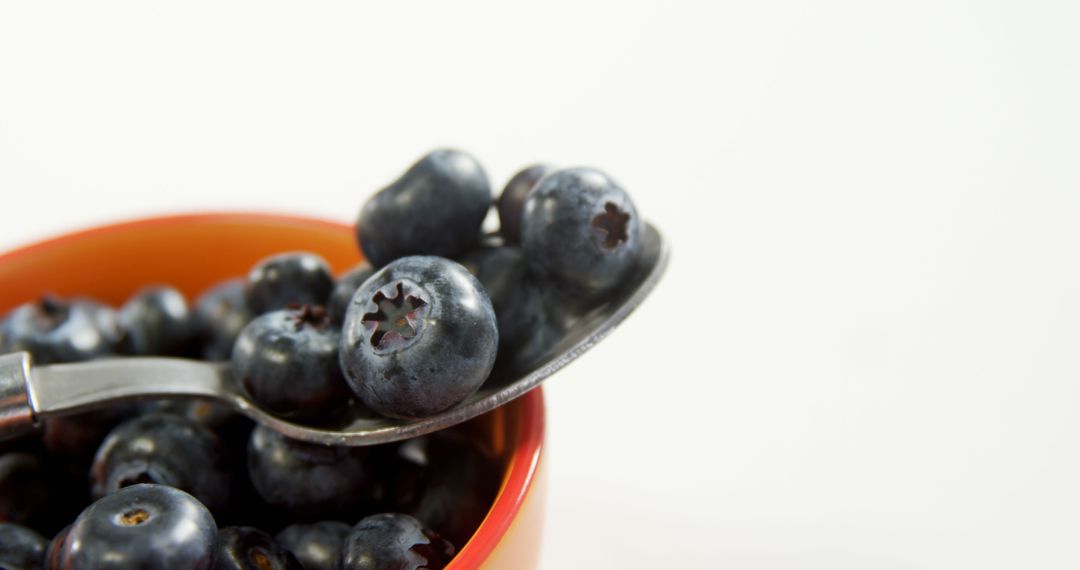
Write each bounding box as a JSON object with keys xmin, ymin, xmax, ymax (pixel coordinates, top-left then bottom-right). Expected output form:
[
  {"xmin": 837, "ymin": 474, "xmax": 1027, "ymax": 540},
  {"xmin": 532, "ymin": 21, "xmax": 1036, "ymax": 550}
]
[
  {"xmin": 35, "ymin": 295, "xmax": 70, "ymax": 330},
  {"xmin": 591, "ymin": 202, "xmax": 631, "ymax": 250},
  {"xmin": 410, "ymin": 528, "xmax": 455, "ymax": 568},
  {"xmin": 289, "ymin": 305, "xmax": 330, "ymax": 331},
  {"xmin": 248, "ymin": 547, "xmax": 274, "ymax": 570},
  {"xmin": 119, "ymin": 508, "xmax": 150, "ymax": 526},
  {"xmin": 361, "ymin": 281, "xmax": 431, "ymax": 350}
]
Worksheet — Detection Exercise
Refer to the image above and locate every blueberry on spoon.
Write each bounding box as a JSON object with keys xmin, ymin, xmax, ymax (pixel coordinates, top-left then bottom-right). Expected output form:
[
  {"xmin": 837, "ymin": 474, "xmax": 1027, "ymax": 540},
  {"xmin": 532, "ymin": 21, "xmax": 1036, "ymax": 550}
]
[
  {"xmin": 357, "ymin": 149, "xmax": 491, "ymax": 267},
  {"xmin": 497, "ymin": 163, "xmax": 553, "ymax": 244},
  {"xmin": 232, "ymin": 305, "xmax": 351, "ymax": 423},
  {"xmin": 521, "ymin": 167, "xmax": 643, "ymax": 297},
  {"xmin": 339, "ymin": 256, "xmax": 498, "ymax": 420}
]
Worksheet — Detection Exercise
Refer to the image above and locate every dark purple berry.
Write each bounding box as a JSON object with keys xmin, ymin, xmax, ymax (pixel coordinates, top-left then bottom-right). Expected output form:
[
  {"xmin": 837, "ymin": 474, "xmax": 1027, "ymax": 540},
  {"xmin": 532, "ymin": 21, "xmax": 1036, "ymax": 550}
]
[
  {"xmin": 400, "ymin": 432, "xmax": 500, "ymax": 548},
  {"xmin": 0, "ymin": 296, "xmax": 120, "ymax": 364},
  {"xmin": 57, "ymin": 484, "xmax": 218, "ymax": 569},
  {"xmin": 340, "ymin": 513, "xmax": 453, "ymax": 570},
  {"xmin": 246, "ymin": 253, "xmax": 335, "ymax": 315},
  {"xmin": 497, "ymin": 164, "xmax": 553, "ymax": 244},
  {"xmin": 45, "ymin": 524, "xmax": 71, "ymax": 570},
  {"xmin": 327, "ymin": 263, "xmax": 374, "ymax": 325},
  {"xmin": 42, "ymin": 405, "xmax": 138, "ymax": 460},
  {"xmin": 137, "ymin": 397, "xmax": 246, "ymax": 433},
  {"xmin": 276, "ymin": 521, "xmax": 351, "ymax": 570},
  {"xmin": 0, "ymin": 452, "xmax": 51, "ymax": 525},
  {"xmin": 458, "ymin": 245, "xmax": 556, "ymax": 355},
  {"xmin": 339, "ymin": 256, "xmax": 498, "ymax": 419},
  {"xmin": 214, "ymin": 526, "xmax": 303, "ymax": 570},
  {"xmin": 232, "ymin": 306, "xmax": 351, "ymax": 422},
  {"xmin": 118, "ymin": 285, "xmax": 193, "ymax": 356},
  {"xmin": 521, "ymin": 167, "xmax": 643, "ymax": 296},
  {"xmin": 91, "ymin": 413, "xmax": 231, "ymax": 514},
  {"xmin": 357, "ymin": 149, "xmax": 491, "ymax": 267},
  {"xmin": 0, "ymin": 450, "xmax": 90, "ymax": 537},
  {"xmin": 0, "ymin": 522, "xmax": 47, "ymax": 570},
  {"xmin": 193, "ymin": 278, "xmax": 253, "ymax": 361},
  {"xmin": 247, "ymin": 425, "xmax": 374, "ymax": 517}
]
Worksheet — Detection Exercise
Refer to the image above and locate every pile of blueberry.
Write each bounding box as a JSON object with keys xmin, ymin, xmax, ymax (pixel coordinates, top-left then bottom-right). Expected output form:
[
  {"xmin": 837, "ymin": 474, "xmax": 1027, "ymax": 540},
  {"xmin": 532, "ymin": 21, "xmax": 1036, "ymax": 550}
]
[{"xmin": 0, "ymin": 149, "xmax": 644, "ymax": 568}]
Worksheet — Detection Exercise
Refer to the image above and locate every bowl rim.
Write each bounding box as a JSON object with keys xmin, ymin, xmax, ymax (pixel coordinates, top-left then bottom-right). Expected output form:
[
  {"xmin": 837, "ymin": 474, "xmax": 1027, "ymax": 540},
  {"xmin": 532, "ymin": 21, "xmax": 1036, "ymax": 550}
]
[
  {"xmin": 0, "ymin": 211, "xmax": 546, "ymax": 567},
  {"xmin": 0, "ymin": 211, "xmax": 350, "ymax": 267}
]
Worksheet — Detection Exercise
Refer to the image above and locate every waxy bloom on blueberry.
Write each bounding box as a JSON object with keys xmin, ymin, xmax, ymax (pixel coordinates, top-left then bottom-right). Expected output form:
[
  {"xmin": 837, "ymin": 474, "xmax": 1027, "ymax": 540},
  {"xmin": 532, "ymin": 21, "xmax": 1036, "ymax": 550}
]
[
  {"xmin": 356, "ymin": 149, "xmax": 492, "ymax": 267},
  {"xmin": 339, "ymin": 256, "xmax": 498, "ymax": 419},
  {"xmin": 232, "ymin": 305, "xmax": 350, "ymax": 422},
  {"xmin": 497, "ymin": 164, "xmax": 554, "ymax": 245},
  {"xmin": 245, "ymin": 252, "xmax": 335, "ymax": 315},
  {"xmin": 340, "ymin": 513, "xmax": 454, "ymax": 570},
  {"xmin": 57, "ymin": 484, "xmax": 218, "ymax": 570},
  {"xmin": 522, "ymin": 167, "xmax": 643, "ymax": 296}
]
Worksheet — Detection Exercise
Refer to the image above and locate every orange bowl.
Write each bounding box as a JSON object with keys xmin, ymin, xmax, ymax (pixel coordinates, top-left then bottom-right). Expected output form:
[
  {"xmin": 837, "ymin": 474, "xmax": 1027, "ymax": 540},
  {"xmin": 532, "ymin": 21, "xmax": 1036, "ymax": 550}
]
[{"xmin": 0, "ymin": 212, "xmax": 546, "ymax": 570}]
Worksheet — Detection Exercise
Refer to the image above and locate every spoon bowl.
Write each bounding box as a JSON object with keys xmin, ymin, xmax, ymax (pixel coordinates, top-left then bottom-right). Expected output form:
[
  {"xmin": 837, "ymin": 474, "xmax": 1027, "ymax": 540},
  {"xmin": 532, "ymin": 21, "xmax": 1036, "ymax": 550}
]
[{"xmin": 0, "ymin": 216, "xmax": 668, "ymax": 445}]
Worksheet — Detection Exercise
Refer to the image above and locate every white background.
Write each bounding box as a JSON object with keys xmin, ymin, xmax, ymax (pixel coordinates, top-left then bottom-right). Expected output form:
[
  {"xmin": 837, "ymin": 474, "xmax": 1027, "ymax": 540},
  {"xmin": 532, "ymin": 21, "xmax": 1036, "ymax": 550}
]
[{"xmin": 2, "ymin": 2, "xmax": 1079, "ymax": 568}]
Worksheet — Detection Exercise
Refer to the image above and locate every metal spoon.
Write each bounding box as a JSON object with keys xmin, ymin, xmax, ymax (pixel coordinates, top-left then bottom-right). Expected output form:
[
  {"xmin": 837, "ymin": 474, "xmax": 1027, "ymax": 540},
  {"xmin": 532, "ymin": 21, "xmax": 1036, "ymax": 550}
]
[{"xmin": 0, "ymin": 223, "xmax": 669, "ymax": 446}]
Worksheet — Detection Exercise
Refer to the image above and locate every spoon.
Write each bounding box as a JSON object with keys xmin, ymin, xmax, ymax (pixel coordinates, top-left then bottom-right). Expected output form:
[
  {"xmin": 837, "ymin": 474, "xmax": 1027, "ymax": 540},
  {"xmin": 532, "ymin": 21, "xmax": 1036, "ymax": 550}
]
[{"xmin": 0, "ymin": 223, "xmax": 669, "ymax": 446}]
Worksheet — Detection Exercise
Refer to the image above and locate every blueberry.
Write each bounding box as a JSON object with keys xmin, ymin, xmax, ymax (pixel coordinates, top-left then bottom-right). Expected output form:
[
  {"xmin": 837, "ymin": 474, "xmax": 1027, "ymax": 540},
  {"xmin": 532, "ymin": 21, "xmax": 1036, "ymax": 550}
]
[
  {"xmin": 0, "ymin": 296, "xmax": 120, "ymax": 364},
  {"xmin": 148, "ymin": 402, "xmax": 266, "ymax": 529},
  {"xmin": 45, "ymin": 524, "xmax": 71, "ymax": 570},
  {"xmin": 193, "ymin": 278, "xmax": 253, "ymax": 361},
  {"xmin": 0, "ymin": 450, "xmax": 93, "ymax": 537},
  {"xmin": 138, "ymin": 397, "xmax": 247, "ymax": 433},
  {"xmin": 357, "ymin": 150, "xmax": 491, "ymax": 267},
  {"xmin": 371, "ymin": 438, "xmax": 429, "ymax": 514},
  {"xmin": 0, "ymin": 522, "xmax": 47, "ymax": 570},
  {"xmin": 521, "ymin": 167, "xmax": 643, "ymax": 296},
  {"xmin": 91, "ymin": 413, "xmax": 231, "ymax": 514},
  {"xmin": 339, "ymin": 256, "xmax": 498, "ymax": 419},
  {"xmin": 56, "ymin": 484, "xmax": 218, "ymax": 569},
  {"xmin": 246, "ymin": 253, "xmax": 335, "ymax": 315},
  {"xmin": 340, "ymin": 513, "xmax": 453, "ymax": 570},
  {"xmin": 497, "ymin": 164, "xmax": 554, "ymax": 244},
  {"xmin": 118, "ymin": 285, "xmax": 193, "ymax": 356},
  {"xmin": 458, "ymin": 245, "xmax": 554, "ymax": 354},
  {"xmin": 0, "ymin": 453, "xmax": 51, "ymax": 526},
  {"xmin": 326, "ymin": 263, "xmax": 374, "ymax": 325},
  {"xmin": 247, "ymin": 425, "xmax": 374, "ymax": 516},
  {"xmin": 276, "ymin": 521, "xmax": 351, "ymax": 570},
  {"xmin": 138, "ymin": 399, "xmax": 257, "ymax": 483},
  {"xmin": 400, "ymin": 432, "xmax": 500, "ymax": 548},
  {"xmin": 374, "ymin": 431, "xmax": 501, "ymax": 548},
  {"xmin": 214, "ymin": 526, "xmax": 303, "ymax": 570},
  {"xmin": 41, "ymin": 404, "xmax": 138, "ymax": 460},
  {"xmin": 232, "ymin": 306, "xmax": 351, "ymax": 422}
]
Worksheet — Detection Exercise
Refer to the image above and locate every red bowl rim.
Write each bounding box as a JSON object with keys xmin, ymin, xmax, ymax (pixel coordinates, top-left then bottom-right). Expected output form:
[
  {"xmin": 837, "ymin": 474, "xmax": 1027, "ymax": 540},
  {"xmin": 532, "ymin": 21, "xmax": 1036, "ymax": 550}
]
[
  {"xmin": 0, "ymin": 211, "xmax": 546, "ymax": 567},
  {"xmin": 0, "ymin": 211, "xmax": 351, "ymax": 267}
]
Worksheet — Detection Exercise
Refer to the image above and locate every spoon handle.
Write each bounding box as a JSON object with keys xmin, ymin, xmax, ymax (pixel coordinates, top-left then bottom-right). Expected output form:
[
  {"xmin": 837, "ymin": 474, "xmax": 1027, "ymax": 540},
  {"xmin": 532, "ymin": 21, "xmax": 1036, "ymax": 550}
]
[
  {"xmin": 0, "ymin": 351, "xmax": 232, "ymax": 441},
  {"xmin": 0, "ymin": 352, "xmax": 35, "ymax": 440}
]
